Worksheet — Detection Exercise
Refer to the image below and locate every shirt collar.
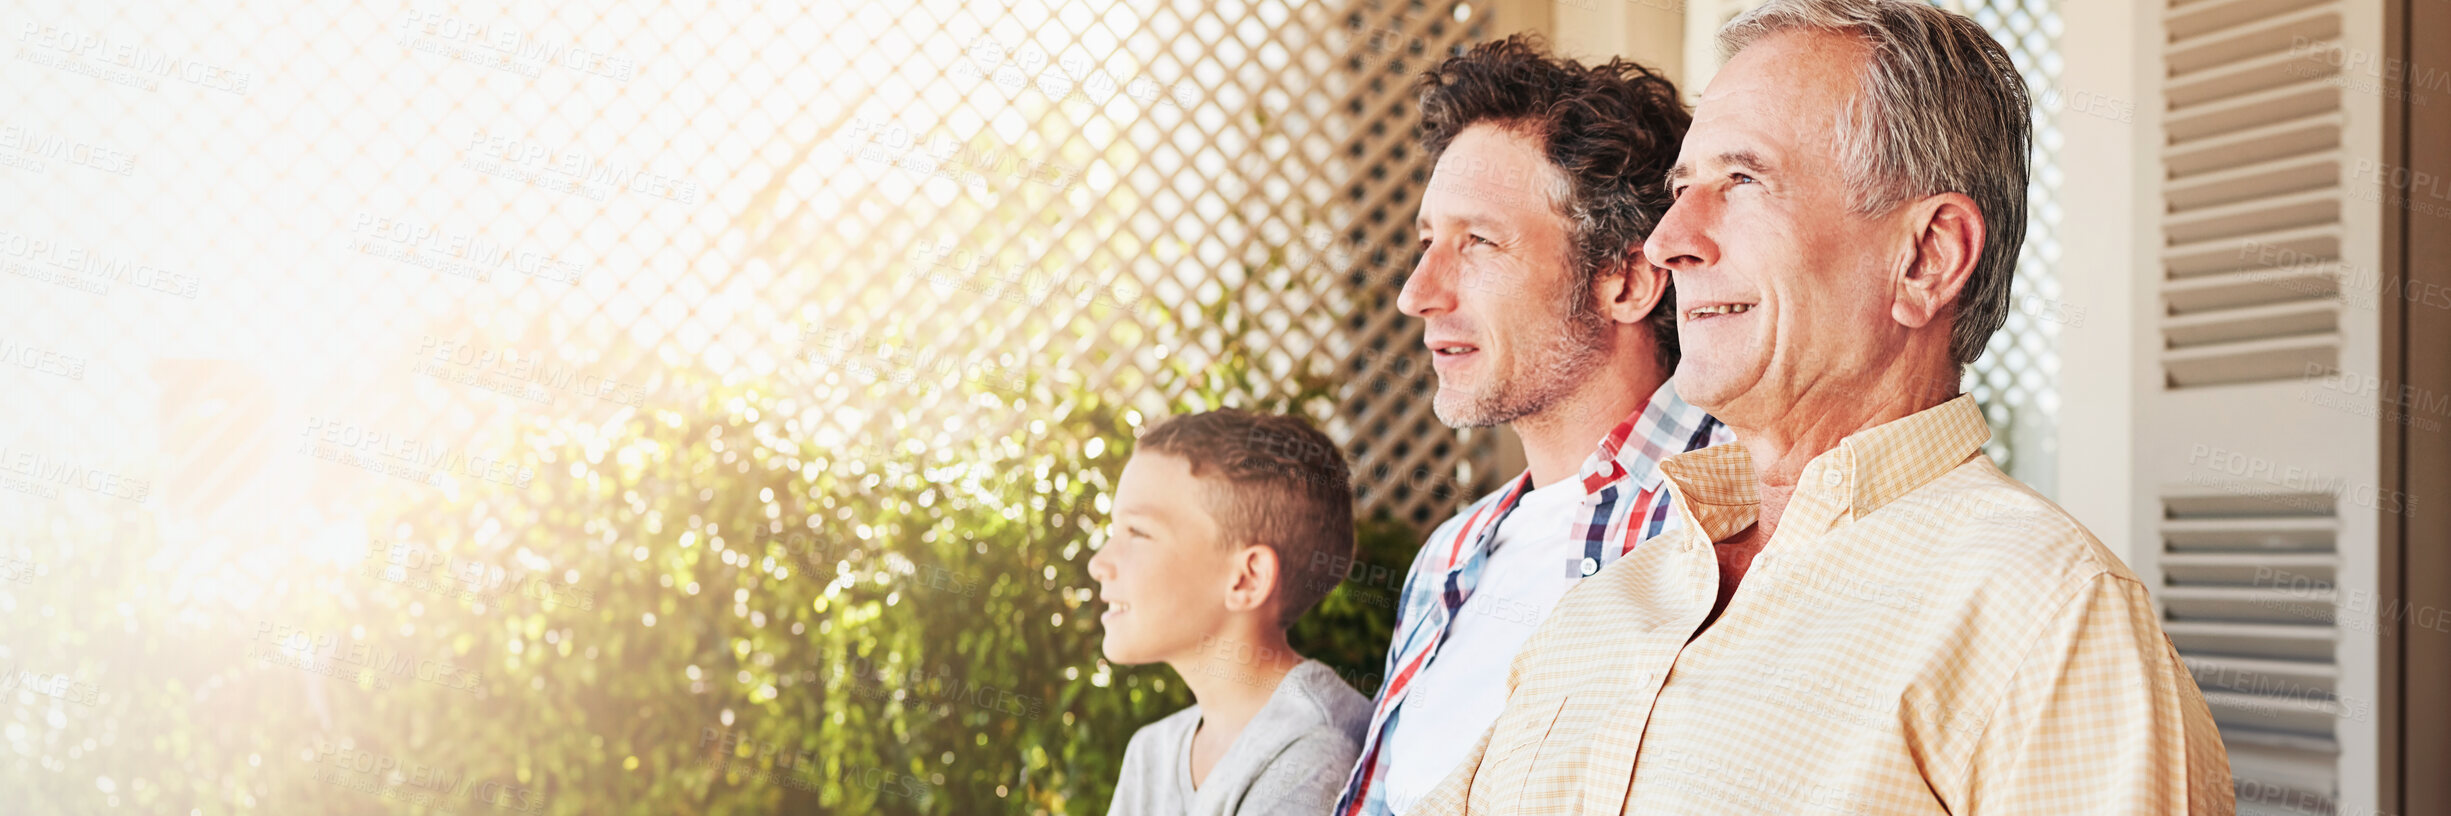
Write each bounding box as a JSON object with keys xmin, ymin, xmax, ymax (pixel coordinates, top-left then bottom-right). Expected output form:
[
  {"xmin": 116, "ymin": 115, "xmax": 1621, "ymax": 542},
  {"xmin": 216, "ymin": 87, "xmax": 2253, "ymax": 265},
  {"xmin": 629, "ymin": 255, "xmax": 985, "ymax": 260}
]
[
  {"xmin": 1657, "ymin": 394, "xmax": 1993, "ymax": 540},
  {"xmin": 1577, "ymin": 378, "xmax": 1719, "ymax": 495},
  {"xmin": 1827, "ymin": 393, "xmax": 1992, "ymax": 515}
]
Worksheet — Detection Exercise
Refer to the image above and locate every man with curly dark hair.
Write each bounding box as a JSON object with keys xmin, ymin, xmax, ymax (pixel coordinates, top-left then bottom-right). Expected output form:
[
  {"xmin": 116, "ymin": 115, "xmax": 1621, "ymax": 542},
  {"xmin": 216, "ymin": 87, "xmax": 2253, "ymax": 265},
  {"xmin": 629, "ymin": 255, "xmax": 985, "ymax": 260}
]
[{"xmin": 1334, "ymin": 34, "xmax": 1729, "ymax": 816}]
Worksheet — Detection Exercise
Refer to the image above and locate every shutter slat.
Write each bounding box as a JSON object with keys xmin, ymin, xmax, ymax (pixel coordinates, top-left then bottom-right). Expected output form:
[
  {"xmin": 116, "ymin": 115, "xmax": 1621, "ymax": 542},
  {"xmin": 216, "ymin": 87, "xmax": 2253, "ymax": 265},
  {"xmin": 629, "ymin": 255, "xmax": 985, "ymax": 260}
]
[
  {"xmin": 2161, "ymin": 223, "xmax": 2338, "ymax": 279},
  {"xmin": 2167, "ymin": 5, "xmax": 2340, "ymax": 74},
  {"xmin": 2165, "ymin": 0, "xmax": 2328, "ymax": 40},
  {"xmin": 2163, "ymin": 187, "xmax": 2338, "ymax": 245},
  {"xmin": 2165, "ymin": 46, "xmax": 2340, "ymax": 109},
  {"xmin": 2162, "ymin": 551, "xmax": 2338, "ymax": 585},
  {"xmin": 2163, "ymin": 299, "xmax": 2337, "ymax": 348},
  {"xmin": 2164, "ymin": 112, "xmax": 2341, "ymax": 179},
  {"xmin": 2166, "ymin": 152, "xmax": 2337, "ymax": 212},
  {"xmin": 2161, "ymin": 333, "xmax": 2339, "ymax": 386},
  {"xmin": 2162, "ymin": 262, "xmax": 2339, "ymax": 315}
]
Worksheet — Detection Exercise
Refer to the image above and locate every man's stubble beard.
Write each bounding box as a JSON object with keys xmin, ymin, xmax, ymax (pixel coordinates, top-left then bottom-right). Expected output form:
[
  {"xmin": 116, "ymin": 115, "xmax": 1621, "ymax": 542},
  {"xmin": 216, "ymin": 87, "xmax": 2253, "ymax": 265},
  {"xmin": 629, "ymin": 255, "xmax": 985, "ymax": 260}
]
[{"xmin": 1432, "ymin": 281, "xmax": 1611, "ymax": 429}]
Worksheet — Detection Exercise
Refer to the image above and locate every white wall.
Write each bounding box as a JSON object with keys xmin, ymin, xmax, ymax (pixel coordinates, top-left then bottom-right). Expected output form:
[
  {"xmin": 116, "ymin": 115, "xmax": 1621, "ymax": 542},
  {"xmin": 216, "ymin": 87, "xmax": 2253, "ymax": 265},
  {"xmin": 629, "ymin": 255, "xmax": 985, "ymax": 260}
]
[{"xmin": 2054, "ymin": 0, "xmax": 2147, "ymax": 567}]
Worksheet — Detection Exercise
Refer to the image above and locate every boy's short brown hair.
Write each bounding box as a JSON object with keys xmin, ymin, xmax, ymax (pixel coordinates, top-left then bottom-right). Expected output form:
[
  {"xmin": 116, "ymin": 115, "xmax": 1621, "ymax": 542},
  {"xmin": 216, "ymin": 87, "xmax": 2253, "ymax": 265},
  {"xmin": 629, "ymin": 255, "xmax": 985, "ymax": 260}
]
[{"xmin": 1134, "ymin": 409, "xmax": 1355, "ymax": 628}]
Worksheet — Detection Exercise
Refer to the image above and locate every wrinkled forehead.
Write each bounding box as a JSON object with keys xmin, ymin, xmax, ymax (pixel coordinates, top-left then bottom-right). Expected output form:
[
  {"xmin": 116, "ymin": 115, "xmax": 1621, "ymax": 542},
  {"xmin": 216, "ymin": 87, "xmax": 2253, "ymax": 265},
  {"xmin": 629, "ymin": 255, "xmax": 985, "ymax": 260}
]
[{"xmin": 1687, "ymin": 28, "xmax": 1870, "ymax": 168}]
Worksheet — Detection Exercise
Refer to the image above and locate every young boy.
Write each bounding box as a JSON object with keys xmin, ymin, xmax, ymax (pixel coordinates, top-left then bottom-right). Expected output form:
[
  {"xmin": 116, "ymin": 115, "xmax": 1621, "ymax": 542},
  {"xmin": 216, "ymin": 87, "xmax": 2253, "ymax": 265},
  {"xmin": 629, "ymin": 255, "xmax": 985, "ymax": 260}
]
[{"xmin": 1091, "ymin": 409, "xmax": 1370, "ymax": 816}]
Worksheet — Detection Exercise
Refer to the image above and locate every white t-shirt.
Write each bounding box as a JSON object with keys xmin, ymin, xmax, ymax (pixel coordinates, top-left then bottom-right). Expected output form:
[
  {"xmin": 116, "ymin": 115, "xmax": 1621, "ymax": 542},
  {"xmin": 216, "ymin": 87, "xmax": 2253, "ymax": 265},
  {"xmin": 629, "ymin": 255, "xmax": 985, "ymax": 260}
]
[{"xmin": 1381, "ymin": 476, "xmax": 1588, "ymax": 814}]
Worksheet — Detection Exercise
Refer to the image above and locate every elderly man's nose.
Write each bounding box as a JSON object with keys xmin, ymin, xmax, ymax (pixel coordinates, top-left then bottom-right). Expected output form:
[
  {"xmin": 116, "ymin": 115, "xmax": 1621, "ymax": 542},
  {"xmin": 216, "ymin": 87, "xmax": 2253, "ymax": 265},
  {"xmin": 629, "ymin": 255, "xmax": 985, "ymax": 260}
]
[{"xmin": 1646, "ymin": 198, "xmax": 1715, "ymax": 272}]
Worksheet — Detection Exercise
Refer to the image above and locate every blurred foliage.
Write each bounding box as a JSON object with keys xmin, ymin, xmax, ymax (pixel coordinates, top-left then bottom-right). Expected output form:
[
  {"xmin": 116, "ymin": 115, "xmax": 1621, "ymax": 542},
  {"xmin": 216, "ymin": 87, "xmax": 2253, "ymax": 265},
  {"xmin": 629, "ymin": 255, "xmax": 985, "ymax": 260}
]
[
  {"xmin": 0, "ymin": 341, "xmax": 1426, "ymax": 815},
  {"xmin": 0, "ymin": 111, "xmax": 1438, "ymax": 812},
  {"xmin": 312, "ymin": 358, "xmax": 1421, "ymax": 815}
]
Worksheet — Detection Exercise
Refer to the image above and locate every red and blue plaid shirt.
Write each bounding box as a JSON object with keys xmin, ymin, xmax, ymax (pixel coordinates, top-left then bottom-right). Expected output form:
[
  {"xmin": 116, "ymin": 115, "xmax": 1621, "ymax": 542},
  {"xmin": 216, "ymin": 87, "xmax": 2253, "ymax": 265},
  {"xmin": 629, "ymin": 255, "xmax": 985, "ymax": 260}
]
[{"xmin": 1334, "ymin": 379, "xmax": 1728, "ymax": 816}]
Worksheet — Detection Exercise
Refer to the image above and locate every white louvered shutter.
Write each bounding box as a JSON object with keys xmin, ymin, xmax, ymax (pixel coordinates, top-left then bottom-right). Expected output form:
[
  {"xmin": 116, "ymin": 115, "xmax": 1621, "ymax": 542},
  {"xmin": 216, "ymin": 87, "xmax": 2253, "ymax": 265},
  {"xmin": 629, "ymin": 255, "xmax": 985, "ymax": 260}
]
[{"xmin": 2142, "ymin": 0, "xmax": 2387, "ymax": 813}]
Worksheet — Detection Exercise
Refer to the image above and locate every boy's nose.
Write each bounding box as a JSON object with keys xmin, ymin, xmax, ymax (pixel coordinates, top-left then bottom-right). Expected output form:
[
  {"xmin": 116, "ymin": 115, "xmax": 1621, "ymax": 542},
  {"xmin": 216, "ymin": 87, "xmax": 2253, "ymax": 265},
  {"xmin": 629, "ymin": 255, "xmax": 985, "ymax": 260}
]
[{"xmin": 1086, "ymin": 546, "xmax": 1116, "ymax": 582}]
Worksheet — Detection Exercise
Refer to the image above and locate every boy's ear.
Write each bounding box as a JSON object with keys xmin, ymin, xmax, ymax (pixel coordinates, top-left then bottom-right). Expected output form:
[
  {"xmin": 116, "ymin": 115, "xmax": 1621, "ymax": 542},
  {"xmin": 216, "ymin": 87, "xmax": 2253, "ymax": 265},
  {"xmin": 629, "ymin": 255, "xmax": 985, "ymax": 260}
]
[{"xmin": 1224, "ymin": 543, "xmax": 1280, "ymax": 616}]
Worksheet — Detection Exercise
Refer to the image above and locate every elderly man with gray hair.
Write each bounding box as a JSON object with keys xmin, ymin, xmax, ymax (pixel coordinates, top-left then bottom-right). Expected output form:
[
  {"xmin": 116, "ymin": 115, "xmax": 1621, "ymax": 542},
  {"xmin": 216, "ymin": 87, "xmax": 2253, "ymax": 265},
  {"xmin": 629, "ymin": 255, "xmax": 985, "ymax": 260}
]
[{"xmin": 1410, "ymin": 0, "xmax": 2234, "ymax": 814}]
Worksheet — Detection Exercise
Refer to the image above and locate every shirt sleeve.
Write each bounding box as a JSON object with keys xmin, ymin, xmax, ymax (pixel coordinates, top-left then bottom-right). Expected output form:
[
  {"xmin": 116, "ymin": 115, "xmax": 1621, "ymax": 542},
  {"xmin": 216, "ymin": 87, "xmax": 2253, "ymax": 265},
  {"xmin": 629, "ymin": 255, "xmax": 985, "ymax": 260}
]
[
  {"xmin": 1239, "ymin": 731, "xmax": 1365, "ymax": 816},
  {"xmin": 1959, "ymin": 572, "xmax": 2235, "ymax": 814}
]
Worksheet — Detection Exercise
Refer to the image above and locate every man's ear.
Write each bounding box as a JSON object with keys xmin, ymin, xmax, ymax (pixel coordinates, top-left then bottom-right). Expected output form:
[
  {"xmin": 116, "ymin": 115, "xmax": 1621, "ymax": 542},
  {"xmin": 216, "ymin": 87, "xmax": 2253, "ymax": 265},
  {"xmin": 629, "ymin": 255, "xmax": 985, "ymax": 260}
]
[
  {"xmin": 1591, "ymin": 248, "xmax": 1670, "ymax": 326},
  {"xmin": 1224, "ymin": 543, "xmax": 1280, "ymax": 615},
  {"xmin": 1892, "ymin": 192, "xmax": 1984, "ymax": 330}
]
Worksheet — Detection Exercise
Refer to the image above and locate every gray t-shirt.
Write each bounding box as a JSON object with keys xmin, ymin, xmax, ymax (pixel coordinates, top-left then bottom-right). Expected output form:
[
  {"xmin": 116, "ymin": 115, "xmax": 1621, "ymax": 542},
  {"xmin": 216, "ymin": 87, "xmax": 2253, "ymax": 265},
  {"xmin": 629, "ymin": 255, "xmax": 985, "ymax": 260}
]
[{"xmin": 1107, "ymin": 659, "xmax": 1370, "ymax": 816}]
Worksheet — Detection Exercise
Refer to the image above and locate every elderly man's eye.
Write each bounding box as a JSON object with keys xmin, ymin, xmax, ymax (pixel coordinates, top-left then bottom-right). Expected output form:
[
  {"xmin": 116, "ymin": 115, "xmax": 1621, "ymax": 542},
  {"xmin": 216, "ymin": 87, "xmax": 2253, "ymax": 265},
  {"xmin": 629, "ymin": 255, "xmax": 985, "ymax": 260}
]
[
  {"xmin": 1468, "ymin": 234, "xmax": 1495, "ymax": 246},
  {"xmin": 1731, "ymin": 172, "xmax": 1758, "ymax": 185}
]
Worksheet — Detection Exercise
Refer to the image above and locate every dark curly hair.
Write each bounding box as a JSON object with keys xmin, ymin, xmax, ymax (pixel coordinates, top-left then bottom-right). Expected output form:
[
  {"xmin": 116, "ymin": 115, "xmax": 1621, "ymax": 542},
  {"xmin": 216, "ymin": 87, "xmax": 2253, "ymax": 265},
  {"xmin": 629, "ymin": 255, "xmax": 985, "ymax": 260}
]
[
  {"xmin": 1134, "ymin": 409, "xmax": 1354, "ymax": 628},
  {"xmin": 1417, "ymin": 34, "xmax": 1691, "ymax": 371}
]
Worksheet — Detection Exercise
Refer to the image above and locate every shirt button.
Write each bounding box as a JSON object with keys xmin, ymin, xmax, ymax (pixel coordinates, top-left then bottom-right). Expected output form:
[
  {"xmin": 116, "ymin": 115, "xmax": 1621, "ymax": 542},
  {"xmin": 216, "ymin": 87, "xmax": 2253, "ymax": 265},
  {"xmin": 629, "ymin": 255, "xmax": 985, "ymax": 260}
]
[
  {"xmin": 1579, "ymin": 557, "xmax": 1600, "ymax": 577},
  {"xmin": 1822, "ymin": 470, "xmax": 1843, "ymax": 488}
]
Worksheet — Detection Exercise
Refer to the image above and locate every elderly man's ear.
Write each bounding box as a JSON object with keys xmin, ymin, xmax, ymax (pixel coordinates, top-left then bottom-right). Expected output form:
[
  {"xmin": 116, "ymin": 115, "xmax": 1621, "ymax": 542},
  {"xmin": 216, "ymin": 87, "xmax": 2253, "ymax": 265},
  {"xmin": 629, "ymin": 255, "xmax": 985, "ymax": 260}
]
[
  {"xmin": 1890, "ymin": 192, "xmax": 1985, "ymax": 330},
  {"xmin": 1594, "ymin": 250, "xmax": 1671, "ymax": 324}
]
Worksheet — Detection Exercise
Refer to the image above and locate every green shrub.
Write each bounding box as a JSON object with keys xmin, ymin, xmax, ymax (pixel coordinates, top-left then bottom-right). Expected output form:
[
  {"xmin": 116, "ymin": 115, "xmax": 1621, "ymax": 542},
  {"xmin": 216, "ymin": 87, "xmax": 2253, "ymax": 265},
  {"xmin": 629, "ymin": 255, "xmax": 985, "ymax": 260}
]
[{"xmin": 250, "ymin": 364, "xmax": 1418, "ymax": 815}]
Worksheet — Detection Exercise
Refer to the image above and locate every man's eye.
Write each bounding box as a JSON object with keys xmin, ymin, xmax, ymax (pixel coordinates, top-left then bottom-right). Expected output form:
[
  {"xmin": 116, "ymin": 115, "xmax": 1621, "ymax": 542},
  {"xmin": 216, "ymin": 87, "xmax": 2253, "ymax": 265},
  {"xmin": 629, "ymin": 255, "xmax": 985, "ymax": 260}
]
[
  {"xmin": 1731, "ymin": 172, "xmax": 1758, "ymax": 185},
  {"xmin": 1468, "ymin": 234, "xmax": 1494, "ymax": 246},
  {"xmin": 1670, "ymin": 184, "xmax": 1687, "ymax": 200}
]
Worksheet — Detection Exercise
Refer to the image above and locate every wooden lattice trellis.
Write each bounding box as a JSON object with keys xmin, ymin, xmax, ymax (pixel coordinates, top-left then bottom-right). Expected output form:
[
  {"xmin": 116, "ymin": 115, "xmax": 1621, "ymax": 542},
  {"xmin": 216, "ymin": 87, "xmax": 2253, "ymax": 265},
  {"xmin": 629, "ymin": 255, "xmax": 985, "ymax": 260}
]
[
  {"xmin": 761, "ymin": 0, "xmax": 1501, "ymax": 529},
  {"xmin": 0, "ymin": 0, "xmax": 1502, "ymax": 537},
  {"xmin": 1957, "ymin": 0, "xmax": 2065, "ymax": 494}
]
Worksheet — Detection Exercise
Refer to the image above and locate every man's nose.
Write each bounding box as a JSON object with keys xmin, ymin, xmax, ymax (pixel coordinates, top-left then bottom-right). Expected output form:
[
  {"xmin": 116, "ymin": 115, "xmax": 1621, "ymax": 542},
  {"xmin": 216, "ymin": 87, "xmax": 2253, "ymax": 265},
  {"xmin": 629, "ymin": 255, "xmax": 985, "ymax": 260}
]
[
  {"xmin": 1397, "ymin": 243, "xmax": 1455, "ymax": 318},
  {"xmin": 1645, "ymin": 195, "xmax": 1717, "ymax": 274}
]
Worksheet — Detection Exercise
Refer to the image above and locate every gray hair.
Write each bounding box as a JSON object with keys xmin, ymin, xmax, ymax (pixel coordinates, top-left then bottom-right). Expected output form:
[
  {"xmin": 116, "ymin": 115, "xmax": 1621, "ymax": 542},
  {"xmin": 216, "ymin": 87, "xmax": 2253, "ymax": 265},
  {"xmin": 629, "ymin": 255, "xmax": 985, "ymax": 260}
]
[{"xmin": 1718, "ymin": 0, "xmax": 2031, "ymax": 367}]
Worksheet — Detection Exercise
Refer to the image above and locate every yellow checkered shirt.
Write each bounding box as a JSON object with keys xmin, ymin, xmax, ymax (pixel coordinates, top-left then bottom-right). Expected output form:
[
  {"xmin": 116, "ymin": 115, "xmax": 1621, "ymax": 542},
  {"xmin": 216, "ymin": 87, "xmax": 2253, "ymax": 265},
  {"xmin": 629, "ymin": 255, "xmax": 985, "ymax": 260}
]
[{"xmin": 1412, "ymin": 395, "xmax": 2233, "ymax": 815}]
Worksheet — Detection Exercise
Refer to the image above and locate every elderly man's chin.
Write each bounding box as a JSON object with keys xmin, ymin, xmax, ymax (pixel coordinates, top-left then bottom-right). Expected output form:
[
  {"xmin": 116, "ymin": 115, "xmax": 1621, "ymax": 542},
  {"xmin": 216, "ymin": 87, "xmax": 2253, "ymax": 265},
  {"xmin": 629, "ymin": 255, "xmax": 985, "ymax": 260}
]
[
  {"xmin": 1671, "ymin": 347, "xmax": 1763, "ymax": 416},
  {"xmin": 1670, "ymin": 302, "xmax": 1773, "ymax": 412}
]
